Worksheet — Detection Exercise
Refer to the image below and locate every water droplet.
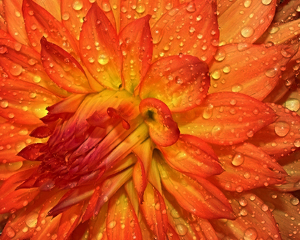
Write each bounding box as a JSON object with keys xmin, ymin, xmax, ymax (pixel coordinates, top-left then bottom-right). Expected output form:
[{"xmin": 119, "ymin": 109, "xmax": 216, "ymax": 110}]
[
  {"xmin": 274, "ymin": 121, "xmax": 290, "ymax": 137},
  {"xmin": 290, "ymin": 197, "xmax": 299, "ymax": 206},
  {"xmin": 175, "ymin": 224, "xmax": 188, "ymax": 236},
  {"xmin": 239, "ymin": 197, "xmax": 248, "ymax": 207},
  {"xmin": 107, "ymin": 220, "xmax": 116, "ymax": 229},
  {"xmin": 212, "ymin": 125, "xmax": 223, "ymax": 137},
  {"xmin": 244, "ymin": 0, "xmax": 252, "ymax": 7},
  {"xmin": 214, "ymin": 49, "xmax": 226, "ymax": 61},
  {"xmin": 62, "ymin": 12, "xmax": 70, "ymax": 21},
  {"xmin": 98, "ymin": 54, "xmax": 109, "ymax": 65},
  {"xmin": 6, "ymin": 161, "xmax": 23, "ymax": 171},
  {"xmin": 136, "ymin": 3, "xmax": 146, "ymax": 13},
  {"xmin": 232, "ymin": 84, "xmax": 242, "ymax": 92},
  {"xmin": 232, "ymin": 153, "xmax": 244, "ymax": 166},
  {"xmin": 241, "ymin": 27, "xmax": 254, "ymax": 38},
  {"xmin": 33, "ymin": 76, "xmax": 41, "ymax": 83},
  {"xmin": 186, "ymin": 2, "xmax": 196, "ymax": 12},
  {"xmin": 284, "ymin": 98, "xmax": 300, "ymax": 112},
  {"xmin": 0, "ymin": 46, "xmax": 8, "ymax": 54},
  {"xmin": 211, "ymin": 70, "xmax": 221, "ymax": 80},
  {"xmin": 171, "ymin": 209, "xmax": 180, "ymax": 218},
  {"xmin": 152, "ymin": 28, "xmax": 163, "ymax": 44},
  {"xmin": 265, "ymin": 68, "xmax": 277, "ymax": 78},
  {"xmin": 26, "ymin": 212, "xmax": 38, "ymax": 228},
  {"xmin": 73, "ymin": 0, "xmax": 83, "ymax": 11},
  {"xmin": 243, "ymin": 227, "xmax": 258, "ymax": 240},
  {"xmin": 262, "ymin": 0, "xmax": 272, "ymax": 5},
  {"xmin": 202, "ymin": 104, "xmax": 213, "ymax": 119},
  {"xmin": 6, "ymin": 227, "xmax": 16, "ymax": 238},
  {"xmin": 0, "ymin": 100, "xmax": 8, "ymax": 108},
  {"xmin": 223, "ymin": 65, "xmax": 231, "ymax": 73},
  {"xmin": 102, "ymin": 3, "xmax": 111, "ymax": 12},
  {"xmin": 10, "ymin": 64, "xmax": 23, "ymax": 76}
]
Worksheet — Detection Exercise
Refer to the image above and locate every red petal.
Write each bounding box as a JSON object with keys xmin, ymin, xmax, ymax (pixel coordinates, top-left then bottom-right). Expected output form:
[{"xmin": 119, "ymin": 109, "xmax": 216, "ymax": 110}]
[
  {"xmin": 211, "ymin": 143, "xmax": 287, "ymax": 192},
  {"xmin": 61, "ymin": 0, "xmax": 116, "ymax": 43},
  {"xmin": 106, "ymin": 188, "xmax": 142, "ymax": 240},
  {"xmin": 140, "ymin": 184, "xmax": 168, "ymax": 240},
  {"xmin": 174, "ymin": 92, "xmax": 277, "ymax": 145},
  {"xmin": 159, "ymin": 134, "xmax": 223, "ymax": 178},
  {"xmin": 151, "ymin": 0, "xmax": 219, "ymax": 63},
  {"xmin": 22, "ymin": 0, "xmax": 78, "ymax": 54},
  {"xmin": 30, "ymin": 125, "xmax": 52, "ymax": 138},
  {"xmin": 140, "ymin": 55, "xmax": 210, "ymax": 112},
  {"xmin": 0, "ymin": 78, "xmax": 59, "ymax": 125},
  {"xmin": 3, "ymin": 0, "xmax": 29, "ymax": 45},
  {"xmin": 209, "ymin": 43, "xmax": 298, "ymax": 100},
  {"xmin": 139, "ymin": 98, "xmax": 179, "ymax": 147},
  {"xmin": 17, "ymin": 143, "xmax": 46, "ymax": 160},
  {"xmin": 0, "ymin": 38, "xmax": 70, "ymax": 97},
  {"xmin": 40, "ymin": 37, "xmax": 93, "ymax": 94},
  {"xmin": 79, "ymin": 3, "xmax": 122, "ymax": 90},
  {"xmin": 250, "ymin": 103, "xmax": 300, "ymax": 158},
  {"xmin": 119, "ymin": 15, "xmax": 153, "ymax": 93},
  {"xmin": 218, "ymin": 0, "xmax": 276, "ymax": 43},
  {"xmin": 212, "ymin": 192, "xmax": 281, "ymax": 239},
  {"xmin": 157, "ymin": 159, "xmax": 234, "ymax": 219}
]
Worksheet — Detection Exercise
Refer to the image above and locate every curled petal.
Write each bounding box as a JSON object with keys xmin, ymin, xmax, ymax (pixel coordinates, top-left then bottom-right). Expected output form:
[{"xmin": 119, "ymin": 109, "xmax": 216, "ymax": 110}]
[
  {"xmin": 40, "ymin": 37, "xmax": 94, "ymax": 94},
  {"xmin": 151, "ymin": 0, "xmax": 219, "ymax": 63},
  {"xmin": 139, "ymin": 98, "xmax": 179, "ymax": 147},
  {"xmin": 211, "ymin": 143, "xmax": 287, "ymax": 192},
  {"xmin": 140, "ymin": 55, "xmax": 210, "ymax": 112},
  {"xmin": 159, "ymin": 134, "xmax": 223, "ymax": 178},
  {"xmin": 250, "ymin": 103, "xmax": 300, "ymax": 158},
  {"xmin": 157, "ymin": 159, "xmax": 234, "ymax": 219},
  {"xmin": 209, "ymin": 43, "xmax": 298, "ymax": 100},
  {"xmin": 174, "ymin": 92, "xmax": 277, "ymax": 145},
  {"xmin": 22, "ymin": 0, "xmax": 77, "ymax": 54},
  {"xmin": 120, "ymin": 15, "xmax": 153, "ymax": 93},
  {"xmin": 79, "ymin": 3, "xmax": 123, "ymax": 90},
  {"xmin": 218, "ymin": 0, "xmax": 276, "ymax": 43}
]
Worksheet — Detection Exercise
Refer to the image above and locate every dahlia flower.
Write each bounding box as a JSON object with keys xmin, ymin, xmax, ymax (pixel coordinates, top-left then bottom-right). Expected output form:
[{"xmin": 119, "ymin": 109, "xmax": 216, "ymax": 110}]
[{"xmin": 0, "ymin": 0, "xmax": 299, "ymax": 239}]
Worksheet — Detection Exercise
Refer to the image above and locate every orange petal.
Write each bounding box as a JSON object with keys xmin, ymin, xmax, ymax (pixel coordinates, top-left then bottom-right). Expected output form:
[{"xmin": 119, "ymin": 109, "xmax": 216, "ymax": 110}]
[
  {"xmin": 119, "ymin": 15, "xmax": 152, "ymax": 93},
  {"xmin": 257, "ymin": 18, "xmax": 300, "ymax": 45},
  {"xmin": 211, "ymin": 143, "xmax": 286, "ymax": 192},
  {"xmin": 133, "ymin": 157, "xmax": 147, "ymax": 203},
  {"xmin": 3, "ymin": 0, "xmax": 29, "ymax": 45},
  {"xmin": 151, "ymin": 0, "xmax": 219, "ymax": 63},
  {"xmin": 0, "ymin": 38, "xmax": 70, "ymax": 97},
  {"xmin": 34, "ymin": 0, "xmax": 61, "ymax": 21},
  {"xmin": 82, "ymin": 167, "xmax": 133, "ymax": 221},
  {"xmin": 159, "ymin": 134, "xmax": 223, "ymax": 178},
  {"xmin": 106, "ymin": 188, "xmax": 142, "ymax": 240},
  {"xmin": 88, "ymin": 202, "xmax": 108, "ymax": 240},
  {"xmin": 61, "ymin": 0, "xmax": 116, "ymax": 43},
  {"xmin": 140, "ymin": 184, "xmax": 168, "ymax": 240},
  {"xmin": 57, "ymin": 203, "xmax": 84, "ymax": 240},
  {"xmin": 212, "ymin": 192, "xmax": 281, "ymax": 239},
  {"xmin": 255, "ymin": 189, "xmax": 300, "ymax": 239},
  {"xmin": 79, "ymin": 3, "xmax": 122, "ymax": 90},
  {"xmin": 0, "ymin": 78, "xmax": 60, "ymax": 125},
  {"xmin": 157, "ymin": 159, "xmax": 234, "ymax": 219},
  {"xmin": 139, "ymin": 98, "xmax": 179, "ymax": 146},
  {"xmin": 22, "ymin": 0, "xmax": 78, "ymax": 54},
  {"xmin": 174, "ymin": 92, "xmax": 277, "ymax": 145},
  {"xmin": 209, "ymin": 43, "xmax": 298, "ymax": 100},
  {"xmin": 218, "ymin": 0, "xmax": 276, "ymax": 43},
  {"xmin": 117, "ymin": 0, "xmax": 181, "ymax": 32},
  {"xmin": 140, "ymin": 55, "xmax": 210, "ymax": 112},
  {"xmin": 0, "ymin": 161, "xmax": 40, "ymax": 180},
  {"xmin": 250, "ymin": 103, "xmax": 300, "ymax": 158},
  {"xmin": 40, "ymin": 37, "xmax": 93, "ymax": 94}
]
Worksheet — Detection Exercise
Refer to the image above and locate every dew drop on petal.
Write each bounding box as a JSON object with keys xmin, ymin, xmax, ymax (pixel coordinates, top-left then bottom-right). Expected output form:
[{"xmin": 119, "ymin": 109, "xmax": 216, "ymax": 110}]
[
  {"xmin": 170, "ymin": 209, "xmax": 180, "ymax": 218},
  {"xmin": 274, "ymin": 121, "xmax": 290, "ymax": 137},
  {"xmin": 244, "ymin": 0, "xmax": 252, "ymax": 8},
  {"xmin": 0, "ymin": 100, "xmax": 8, "ymax": 108},
  {"xmin": 262, "ymin": 0, "xmax": 272, "ymax": 5},
  {"xmin": 136, "ymin": 3, "xmax": 146, "ymax": 13},
  {"xmin": 265, "ymin": 68, "xmax": 277, "ymax": 78},
  {"xmin": 26, "ymin": 213, "xmax": 38, "ymax": 228},
  {"xmin": 175, "ymin": 224, "xmax": 188, "ymax": 236},
  {"xmin": 214, "ymin": 49, "xmax": 226, "ymax": 61},
  {"xmin": 62, "ymin": 12, "xmax": 70, "ymax": 21},
  {"xmin": 232, "ymin": 84, "xmax": 242, "ymax": 92},
  {"xmin": 243, "ymin": 227, "xmax": 258, "ymax": 240},
  {"xmin": 290, "ymin": 197, "xmax": 299, "ymax": 206},
  {"xmin": 98, "ymin": 54, "xmax": 109, "ymax": 65},
  {"xmin": 10, "ymin": 64, "xmax": 23, "ymax": 76},
  {"xmin": 107, "ymin": 221, "xmax": 116, "ymax": 229},
  {"xmin": 284, "ymin": 99, "xmax": 300, "ymax": 112},
  {"xmin": 72, "ymin": 0, "xmax": 83, "ymax": 10},
  {"xmin": 241, "ymin": 27, "xmax": 254, "ymax": 38},
  {"xmin": 186, "ymin": 2, "xmax": 196, "ymax": 12},
  {"xmin": 6, "ymin": 161, "xmax": 23, "ymax": 171},
  {"xmin": 6, "ymin": 227, "xmax": 16, "ymax": 238},
  {"xmin": 232, "ymin": 153, "xmax": 244, "ymax": 166}
]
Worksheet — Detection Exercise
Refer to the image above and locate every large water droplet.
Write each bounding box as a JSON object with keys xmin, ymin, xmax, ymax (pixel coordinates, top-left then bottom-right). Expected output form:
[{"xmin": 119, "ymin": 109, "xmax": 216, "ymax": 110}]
[
  {"xmin": 98, "ymin": 54, "xmax": 109, "ymax": 65},
  {"xmin": 243, "ymin": 227, "xmax": 258, "ymax": 240},
  {"xmin": 107, "ymin": 220, "xmax": 116, "ymax": 229},
  {"xmin": 72, "ymin": 0, "xmax": 83, "ymax": 10},
  {"xmin": 175, "ymin": 224, "xmax": 188, "ymax": 236},
  {"xmin": 274, "ymin": 121, "xmax": 290, "ymax": 137},
  {"xmin": 262, "ymin": 0, "xmax": 272, "ymax": 5},
  {"xmin": 10, "ymin": 64, "xmax": 23, "ymax": 76},
  {"xmin": 241, "ymin": 27, "xmax": 254, "ymax": 38},
  {"xmin": 26, "ymin": 212, "xmax": 38, "ymax": 228},
  {"xmin": 232, "ymin": 153, "xmax": 244, "ymax": 166}
]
